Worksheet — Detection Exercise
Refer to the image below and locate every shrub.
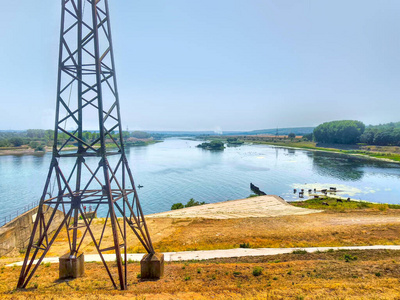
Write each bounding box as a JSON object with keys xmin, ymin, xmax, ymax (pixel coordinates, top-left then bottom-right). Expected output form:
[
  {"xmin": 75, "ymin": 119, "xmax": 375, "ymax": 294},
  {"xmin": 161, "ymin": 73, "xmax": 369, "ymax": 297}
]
[
  {"xmin": 378, "ymin": 204, "xmax": 388, "ymax": 211},
  {"xmin": 344, "ymin": 254, "xmax": 357, "ymax": 262},
  {"xmin": 184, "ymin": 276, "xmax": 191, "ymax": 281},
  {"xmin": 292, "ymin": 249, "xmax": 307, "ymax": 254},
  {"xmin": 375, "ymin": 272, "xmax": 381, "ymax": 277},
  {"xmin": 185, "ymin": 198, "xmax": 205, "ymax": 208},
  {"xmin": 247, "ymin": 194, "xmax": 258, "ymax": 198},
  {"xmin": 171, "ymin": 203, "xmax": 184, "ymax": 210},
  {"xmin": 252, "ymin": 266, "xmax": 263, "ymax": 276},
  {"xmin": 35, "ymin": 145, "xmax": 45, "ymax": 151},
  {"xmin": 239, "ymin": 242, "xmax": 250, "ymax": 248},
  {"xmin": 233, "ymin": 271, "xmax": 241, "ymax": 276}
]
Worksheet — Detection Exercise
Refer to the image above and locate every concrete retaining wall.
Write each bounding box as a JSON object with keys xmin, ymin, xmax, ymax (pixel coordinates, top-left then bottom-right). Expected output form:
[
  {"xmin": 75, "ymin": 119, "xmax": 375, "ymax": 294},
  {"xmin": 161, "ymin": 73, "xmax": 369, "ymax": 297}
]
[{"xmin": 0, "ymin": 205, "xmax": 64, "ymax": 257}]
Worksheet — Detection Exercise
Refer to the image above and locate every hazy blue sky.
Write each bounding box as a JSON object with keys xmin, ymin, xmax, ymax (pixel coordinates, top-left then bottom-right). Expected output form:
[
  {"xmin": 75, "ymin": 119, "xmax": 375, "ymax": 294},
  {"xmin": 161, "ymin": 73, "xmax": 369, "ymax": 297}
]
[{"xmin": 1, "ymin": 1, "xmax": 399, "ymax": 131}]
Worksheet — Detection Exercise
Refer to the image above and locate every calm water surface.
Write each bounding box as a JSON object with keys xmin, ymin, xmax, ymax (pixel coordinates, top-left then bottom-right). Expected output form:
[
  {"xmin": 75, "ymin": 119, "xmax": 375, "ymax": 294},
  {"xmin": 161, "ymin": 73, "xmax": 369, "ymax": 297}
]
[{"xmin": 1, "ymin": 138, "xmax": 400, "ymax": 217}]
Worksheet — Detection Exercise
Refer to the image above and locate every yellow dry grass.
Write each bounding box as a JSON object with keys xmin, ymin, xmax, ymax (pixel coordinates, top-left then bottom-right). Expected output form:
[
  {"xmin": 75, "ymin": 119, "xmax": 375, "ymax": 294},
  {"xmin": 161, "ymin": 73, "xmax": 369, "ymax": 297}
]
[
  {"xmin": 2, "ymin": 250, "xmax": 400, "ymax": 299},
  {"xmin": 3, "ymin": 206, "xmax": 400, "ymax": 298},
  {"xmin": 154, "ymin": 210, "xmax": 400, "ymax": 252},
  {"xmin": 5, "ymin": 209, "xmax": 400, "ymax": 259}
]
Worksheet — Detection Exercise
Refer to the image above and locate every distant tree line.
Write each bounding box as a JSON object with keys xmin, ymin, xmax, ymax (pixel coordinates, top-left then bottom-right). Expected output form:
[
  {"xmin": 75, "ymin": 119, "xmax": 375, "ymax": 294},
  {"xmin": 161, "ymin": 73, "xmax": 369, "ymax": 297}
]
[
  {"xmin": 308, "ymin": 120, "xmax": 400, "ymax": 146},
  {"xmin": 0, "ymin": 129, "xmax": 152, "ymax": 149},
  {"xmin": 313, "ymin": 120, "xmax": 365, "ymax": 144},
  {"xmin": 359, "ymin": 122, "xmax": 400, "ymax": 146}
]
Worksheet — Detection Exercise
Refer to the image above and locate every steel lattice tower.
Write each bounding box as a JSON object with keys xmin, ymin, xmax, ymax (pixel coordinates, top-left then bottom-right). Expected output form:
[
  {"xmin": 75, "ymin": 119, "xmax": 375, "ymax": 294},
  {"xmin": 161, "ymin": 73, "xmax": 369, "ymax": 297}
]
[{"xmin": 17, "ymin": 0, "xmax": 154, "ymax": 290}]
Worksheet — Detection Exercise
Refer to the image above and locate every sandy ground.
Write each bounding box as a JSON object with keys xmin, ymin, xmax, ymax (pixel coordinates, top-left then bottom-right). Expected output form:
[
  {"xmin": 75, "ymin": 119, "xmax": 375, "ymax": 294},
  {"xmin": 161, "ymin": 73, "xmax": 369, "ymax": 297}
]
[{"xmin": 147, "ymin": 195, "xmax": 322, "ymax": 219}]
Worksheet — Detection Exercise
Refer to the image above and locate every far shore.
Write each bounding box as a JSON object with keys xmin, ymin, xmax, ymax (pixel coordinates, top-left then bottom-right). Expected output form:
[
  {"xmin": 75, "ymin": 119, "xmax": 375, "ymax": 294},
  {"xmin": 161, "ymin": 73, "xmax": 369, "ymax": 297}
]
[
  {"xmin": 219, "ymin": 136, "xmax": 400, "ymax": 164},
  {"xmin": 0, "ymin": 140, "xmax": 162, "ymax": 156},
  {"xmin": 268, "ymin": 142, "xmax": 400, "ymax": 164}
]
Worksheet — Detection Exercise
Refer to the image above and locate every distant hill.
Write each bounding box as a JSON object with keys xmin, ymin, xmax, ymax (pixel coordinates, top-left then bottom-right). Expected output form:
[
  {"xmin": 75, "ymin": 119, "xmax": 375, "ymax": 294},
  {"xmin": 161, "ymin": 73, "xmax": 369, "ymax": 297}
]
[
  {"xmin": 147, "ymin": 128, "xmax": 315, "ymax": 137},
  {"xmin": 228, "ymin": 127, "xmax": 315, "ymax": 136}
]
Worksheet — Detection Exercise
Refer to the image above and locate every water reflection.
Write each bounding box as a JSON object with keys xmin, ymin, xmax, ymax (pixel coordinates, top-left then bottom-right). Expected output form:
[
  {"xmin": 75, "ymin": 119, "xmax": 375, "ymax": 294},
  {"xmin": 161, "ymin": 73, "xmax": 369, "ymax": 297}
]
[
  {"xmin": 311, "ymin": 151, "xmax": 364, "ymax": 181},
  {"xmin": 287, "ymin": 148, "xmax": 296, "ymax": 155}
]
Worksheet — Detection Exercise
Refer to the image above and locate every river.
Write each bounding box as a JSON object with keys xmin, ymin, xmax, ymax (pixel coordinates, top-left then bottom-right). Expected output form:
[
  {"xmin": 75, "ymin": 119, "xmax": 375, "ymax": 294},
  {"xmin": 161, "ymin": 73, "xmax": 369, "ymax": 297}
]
[{"xmin": 0, "ymin": 138, "xmax": 399, "ymax": 218}]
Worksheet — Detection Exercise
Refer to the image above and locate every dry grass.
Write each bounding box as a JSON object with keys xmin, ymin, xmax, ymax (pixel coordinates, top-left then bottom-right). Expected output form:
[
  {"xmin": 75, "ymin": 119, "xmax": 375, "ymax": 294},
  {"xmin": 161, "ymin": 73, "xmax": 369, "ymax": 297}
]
[
  {"xmin": 5, "ymin": 208, "xmax": 400, "ymax": 259},
  {"xmin": 3, "ymin": 206, "xmax": 400, "ymax": 298},
  {"xmin": 2, "ymin": 250, "xmax": 400, "ymax": 299},
  {"xmin": 153, "ymin": 210, "xmax": 400, "ymax": 252}
]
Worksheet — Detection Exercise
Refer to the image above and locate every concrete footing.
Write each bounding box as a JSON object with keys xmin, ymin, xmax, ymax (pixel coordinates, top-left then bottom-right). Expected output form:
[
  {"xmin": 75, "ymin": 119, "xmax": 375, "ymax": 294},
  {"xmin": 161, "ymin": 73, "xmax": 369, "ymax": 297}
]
[
  {"xmin": 140, "ymin": 253, "xmax": 164, "ymax": 279},
  {"xmin": 59, "ymin": 252, "xmax": 84, "ymax": 279}
]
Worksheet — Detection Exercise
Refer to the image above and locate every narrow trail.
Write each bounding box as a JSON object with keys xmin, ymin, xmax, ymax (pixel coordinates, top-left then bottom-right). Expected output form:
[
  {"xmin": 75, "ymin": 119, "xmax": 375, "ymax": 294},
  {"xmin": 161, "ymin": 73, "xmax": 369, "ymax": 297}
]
[{"xmin": 7, "ymin": 245, "xmax": 400, "ymax": 267}]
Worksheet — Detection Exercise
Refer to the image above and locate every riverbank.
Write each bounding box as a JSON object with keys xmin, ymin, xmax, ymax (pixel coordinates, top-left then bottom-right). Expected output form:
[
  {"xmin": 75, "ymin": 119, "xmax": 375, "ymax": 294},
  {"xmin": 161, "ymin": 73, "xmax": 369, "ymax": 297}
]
[
  {"xmin": 244, "ymin": 138, "xmax": 400, "ymax": 163},
  {"xmin": 0, "ymin": 140, "xmax": 162, "ymax": 156}
]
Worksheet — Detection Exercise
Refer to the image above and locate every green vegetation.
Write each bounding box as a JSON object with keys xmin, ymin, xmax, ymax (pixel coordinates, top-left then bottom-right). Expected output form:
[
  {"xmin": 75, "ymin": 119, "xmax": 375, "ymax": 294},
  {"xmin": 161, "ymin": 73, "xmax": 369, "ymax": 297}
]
[
  {"xmin": 240, "ymin": 135, "xmax": 400, "ymax": 163},
  {"xmin": 226, "ymin": 137, "xmax": 244, "ymax": 145},
  {"xmin": 313, "ymin": 120, "xmax": 365, "ymax": 144},
  {"xmin": 171, "ymin": 203, "xmax": 184, "ymax": 210},
  {"xmin": 344, "ymin": 254, "xmax": 358, "ymax": 262},
  {"xmin": 292, "ymin": 249, "xmax": 308, "ymax": 255},
  {"xmin": 239, "ymin": 242, "xmax": 251, "ymax": 248},
  {"xmin": 196, "ymin": 140, "xmax": 225, "ymax": 150},
  {"xmin": 247, "ymin": 194, "xmax": 258, "ymax": 198},
  {"xmin": 309, "ymin": 120, "xmax": 400, "ymax": 147},
  {"xmin": 360, "ymin": 122, "xmax": 400, "ymax": 146},
  {"xmin": 292, "ymin": 198, "xmax": 400, "ymax": 211},
  {"xmin": 171, "ymin": 198, "xmax": 206, "ymax": 210},
  {"xmin": 252, "ymin": 266, "xmax": 263, "ymax": 276},
  {"xmin": 0, "ymin": 129, "xmax": 158, "ymax": 152}
]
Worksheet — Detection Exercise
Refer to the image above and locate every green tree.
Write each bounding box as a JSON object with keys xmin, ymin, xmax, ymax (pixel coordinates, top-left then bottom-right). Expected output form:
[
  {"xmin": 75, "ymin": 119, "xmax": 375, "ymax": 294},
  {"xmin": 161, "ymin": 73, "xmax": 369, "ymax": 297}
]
[
  {"xmin": 185, "ymin": 198, "xmax": 205, "ymax": 207},
  {"xmin": 130, "ymin": 131, "xmax": 151, "ymax": 139},
  {"xmin": 302, "ymin": 133, "xmax": 313, "ymax": 141},
  {"xmin": 313, "ymin": 120, "xmax": 365, "ymax": 144},
  {"xmin": 9, "ymin": 137, "xmax": 24, "ymax": 147},
  {"xmin": 171, "ymin": 203, "xmax": 184, "ymax": 210},
  {"xmin": 373, "ymin": 131, "xmax": 392, "ymax": 145},
  {"xmin": 0, "ymin": 139, "xmax": 9, "ymax": 147}
]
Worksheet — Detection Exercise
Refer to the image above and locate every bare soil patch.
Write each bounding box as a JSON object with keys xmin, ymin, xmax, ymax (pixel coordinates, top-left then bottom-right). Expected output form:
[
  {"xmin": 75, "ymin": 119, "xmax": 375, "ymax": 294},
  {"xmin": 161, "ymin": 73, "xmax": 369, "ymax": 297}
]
[{"xmin": 147, "ymin": 195, "xmax": 322, "ymax": 219}]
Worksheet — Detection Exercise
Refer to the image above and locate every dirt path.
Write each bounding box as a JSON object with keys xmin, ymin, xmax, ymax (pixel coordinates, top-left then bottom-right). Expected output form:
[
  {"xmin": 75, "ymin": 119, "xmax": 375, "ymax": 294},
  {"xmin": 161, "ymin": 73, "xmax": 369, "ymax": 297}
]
[{"xmin": 7, "ymin": 245, "xmax": 400, "ymax": 267}]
